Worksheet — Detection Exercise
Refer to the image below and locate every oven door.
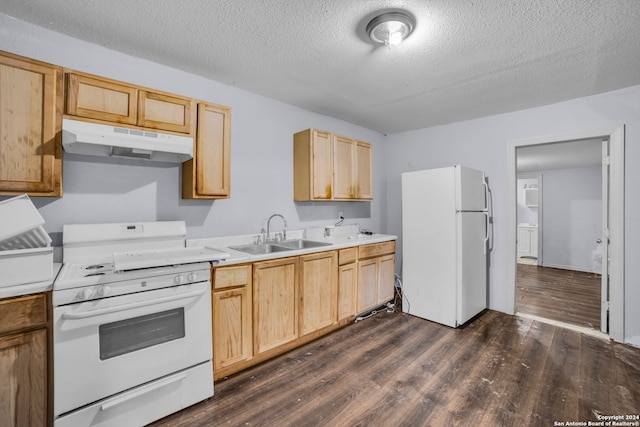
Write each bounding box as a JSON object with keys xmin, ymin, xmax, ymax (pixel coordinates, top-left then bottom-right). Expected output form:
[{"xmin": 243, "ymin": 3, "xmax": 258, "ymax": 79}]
[{"xmin": 53, "ymin": 281, "xmax": 212, "ymax": 417}]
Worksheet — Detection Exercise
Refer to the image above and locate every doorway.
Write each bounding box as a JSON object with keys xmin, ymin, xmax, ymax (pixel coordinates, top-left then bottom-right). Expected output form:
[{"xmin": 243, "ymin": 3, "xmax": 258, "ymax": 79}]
[{"xmin": 506, "ymin": 127, "xmax": 625, "ymax": 342}]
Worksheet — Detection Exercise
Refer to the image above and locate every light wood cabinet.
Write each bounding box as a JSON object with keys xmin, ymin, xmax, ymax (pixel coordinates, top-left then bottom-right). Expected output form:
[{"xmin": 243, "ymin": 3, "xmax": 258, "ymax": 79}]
[
  {"xmin": 357, "ymin": 242, "xmax": 396, "ymax": 314},
  {"xmin": 0, "ymin": 51, "xmax": 63, "ymax": 197},
  {"xmin": 293, "ymin": 128, "xmax": 373, "ymax": 201},
  {"xmin": 211, "ymin": 264, "xmax": 252, "ymax": 380},
  {"xmin": 293, "ymin": 128, "xmax": 333, "ymax": 200},
  {"xmin": 0, "ymin": 293, "xmax": 49, "ymax": 427},
  {"xmin": 65, "ymin": 71, "xmax": 194, "ymax": 134},
  {"xmin": 65, "ymin": 73, "xmax": 137, "ymax": 125},
  {"xmin": 182, "ymin": 102, "xmax": 231, "ymax": 199},
  {"xmin": 253, "ymin": 257, "xmax": 298, "ymax": 355},
  {"xmin": 333, "ymin": 136, "xmax": 373, "ymax": 200},
  {"xmin": 299, "ymin": 251, "xmax": 337, "ymax": 337},
  {"xmin": 337, "ymin": 247, "xmax": 358, "ymax": 321}
]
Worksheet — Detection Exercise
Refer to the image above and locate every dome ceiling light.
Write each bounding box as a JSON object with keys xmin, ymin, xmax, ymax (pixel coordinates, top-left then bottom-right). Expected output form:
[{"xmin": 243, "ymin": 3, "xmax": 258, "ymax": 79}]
[{"xmin": 366, "ymin": 11, "xmax": 415, "ymax": 48}]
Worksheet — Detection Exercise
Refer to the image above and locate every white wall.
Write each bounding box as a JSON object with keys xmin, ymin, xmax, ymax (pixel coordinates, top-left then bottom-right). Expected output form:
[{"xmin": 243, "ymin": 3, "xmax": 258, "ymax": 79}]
[
  {"xmin": 0, "ymin": 14, "xmax": 387, "ymax": 245},
  {"xmin": 542, "ymin": 166, "xmax": 601, "ymax": 273},
  {"xmin": 385, "ymin": 85, "xmax": 640, "ymax": 346}
]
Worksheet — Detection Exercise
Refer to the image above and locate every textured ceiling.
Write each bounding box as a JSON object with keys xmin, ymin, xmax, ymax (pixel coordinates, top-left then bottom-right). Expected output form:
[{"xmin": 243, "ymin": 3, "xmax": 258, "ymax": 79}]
[{"xmin": 1, "ymin": 0, "xmax": 640, "ymax": 134}]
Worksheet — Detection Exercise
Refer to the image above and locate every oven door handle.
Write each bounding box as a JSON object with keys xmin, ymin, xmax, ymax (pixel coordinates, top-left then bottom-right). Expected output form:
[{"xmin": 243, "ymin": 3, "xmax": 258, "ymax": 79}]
[
  {"xmin": 61, "ymin": 288, "xmax": 207, "ymax": 320},
  {"xmin": 100, "ymin": 372, "xmax": 188, "ymax": 411}
]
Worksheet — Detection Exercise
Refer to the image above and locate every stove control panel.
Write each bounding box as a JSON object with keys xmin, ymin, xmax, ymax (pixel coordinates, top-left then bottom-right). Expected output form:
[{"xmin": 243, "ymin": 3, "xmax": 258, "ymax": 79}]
[{"xmin": 53, "ymin": 263, "xmax": 211, "ymax": 306}]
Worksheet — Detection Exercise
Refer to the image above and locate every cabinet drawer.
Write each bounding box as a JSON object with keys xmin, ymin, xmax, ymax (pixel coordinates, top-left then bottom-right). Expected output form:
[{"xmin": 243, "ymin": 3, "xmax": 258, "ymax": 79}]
[
  {"xmin": 358, "ymin": 241, "xmax": 396, "ymax": 260},
  {"xmin": 213, "ymin": 264, "xmax": 251, "ymax": 289},
  {"xmin": 338, "ymin": 247, "xmax": 358, "ymax": 265},
  {"xmin": 0, "ymin": 293, "xmax": 48, "ymax": 335}
]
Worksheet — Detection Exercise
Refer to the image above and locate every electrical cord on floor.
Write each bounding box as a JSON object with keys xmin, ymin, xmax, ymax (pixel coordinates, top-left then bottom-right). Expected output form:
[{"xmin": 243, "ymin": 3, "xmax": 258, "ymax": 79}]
[
  {"xmin": 394, "ymin": 273, "xmax": 410, "ymax": 314},
  {"xmin": 354, "ymin": 301, "xmax": 395, "ymax": 322}
]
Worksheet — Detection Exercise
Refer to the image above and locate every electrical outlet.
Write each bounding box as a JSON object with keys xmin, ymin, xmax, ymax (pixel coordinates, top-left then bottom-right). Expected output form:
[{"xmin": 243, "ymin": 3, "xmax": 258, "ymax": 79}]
[{"xmin": 338, "ymin": 211, "xmax": 344, "ymax": 219}]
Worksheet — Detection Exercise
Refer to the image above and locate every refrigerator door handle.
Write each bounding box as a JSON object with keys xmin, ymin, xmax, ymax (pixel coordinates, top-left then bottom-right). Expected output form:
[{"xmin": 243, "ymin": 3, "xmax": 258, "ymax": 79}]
[
  {"xmin": 482, "ymin": 178, "xmax": 490, "ymax": 212},
  {"xmin": 483, "ymin": 211, "xmax": 490, "ymax": 255}
]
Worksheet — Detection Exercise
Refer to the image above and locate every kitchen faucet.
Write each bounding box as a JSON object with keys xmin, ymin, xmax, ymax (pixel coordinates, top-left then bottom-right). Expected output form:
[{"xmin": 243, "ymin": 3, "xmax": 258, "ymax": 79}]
[{"xmin": 266, "ymin": 214, "xmax": 287, "ymax": 242}]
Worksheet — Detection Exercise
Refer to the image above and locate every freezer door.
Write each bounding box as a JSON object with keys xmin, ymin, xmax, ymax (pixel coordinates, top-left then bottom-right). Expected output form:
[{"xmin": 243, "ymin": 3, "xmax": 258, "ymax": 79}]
[
  {"xmin": 455, "ymin": 166, "xmax": 487, "ymax": 211},
  {"xmin": 456, "ymin": 212, "xmax": 487, "ymax": 325}
]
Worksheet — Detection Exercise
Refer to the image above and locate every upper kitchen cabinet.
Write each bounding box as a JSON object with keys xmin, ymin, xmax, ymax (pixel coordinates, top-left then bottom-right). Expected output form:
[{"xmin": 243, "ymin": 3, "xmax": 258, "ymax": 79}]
[
  {"xmin": 0, "ymin": 51, "xmax": 63, "ymax": 197},
  {"xmin": 333, "ymin": 135, "xmax": 372, "ymax": 200},
  {"xmin": 65, "ymin": 71, "xmax": 194, "ymax": 134},
  {"xmin": 293, "ymin": 128, "xmax": 373, "ymax": 201},
  {"xmin": 293, "ymin": 129, "xmax": 333, "ymax": 200},
  {"xmin": 182, "ymin": 102, "xmax": 231, "ymax": 199}
]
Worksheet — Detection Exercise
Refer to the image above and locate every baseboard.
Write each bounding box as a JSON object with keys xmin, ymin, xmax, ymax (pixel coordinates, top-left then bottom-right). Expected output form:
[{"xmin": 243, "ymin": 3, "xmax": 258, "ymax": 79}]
[{"xmin": 541, "ymin": 263, "xmax": 600, "ymax": 275}]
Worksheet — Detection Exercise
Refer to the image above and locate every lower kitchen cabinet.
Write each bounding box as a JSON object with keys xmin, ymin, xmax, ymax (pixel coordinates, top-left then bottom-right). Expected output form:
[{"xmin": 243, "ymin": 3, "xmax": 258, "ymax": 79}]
[
  {"xmin": 357, "ymin": 242, "xmax": 396, "ymax": 314},
  {"xmin": 337, "ymin": 247, "xmax": 358, "ymax": 321},
  {"xmin": 0, "ymin": 293, "xmax": 49, "ymax": 427},
  {"xmin": 209, "ymin": 240, "xmax": 396, "ymax": 380},
  {"xmin": 517, "ymin": 226, "xmax": 538, "ymax": 259},
  {"xmin": 299, "ymin": 251, "xmax": 337, "ymax": 337},
  {"xmin": 211, "ymin": 264, "xmax": 252, "ymax": 380},
  {"xmin": 253, "ymin": 257, "xmax": 298, "ymax": 355}
]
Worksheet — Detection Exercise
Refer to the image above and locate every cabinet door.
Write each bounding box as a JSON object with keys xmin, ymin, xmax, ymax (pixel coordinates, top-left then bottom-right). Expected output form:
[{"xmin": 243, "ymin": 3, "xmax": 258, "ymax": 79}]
[
  {"xmin": 311, "ymin": 130, "xmax": 333, "ymax": 200},
  {"xmin": 333, "ymin": 135, "xmax": 355, "ymax": 199},
  {"xmin": 530, "ymin": 229, "xmax": 538, "ymax": 256},
  {"xmin": 66, "ymin": 72, "xmax": 137, "ymax": 125},
  {"xmin": 0, "ymin": 329, "xmax": 47, "ymax": 427},
  {"xmin": 338, "ymin": 262, "xmax": 357, "ymax": 321},
  {"xmin": 517, "ymin": 227, "xmax": 531, "ymax": 255},
  {"xmin": 0, "ymin": 52, "xmax": 62, "ymax": 196},
  {"xmin": 376, "ymin": 254, "xmax": 395, "ymax": 305},
  {"xmin": 212, "ymin": 287, "xmax": 252, "ymax": 371},
  {"xmin": 357, "ymin": 258, "xmax": 378, "ymax": 313},
  {"xmin": 253, "ymin": 257, "xmax": 298, "ymax": 354},
  {"xmin": 299, "ymin": 252, "xmax": 337, "ymax": 336},
  {"xmin": 355, "ymin": 141, "xmax": 373, "ymax": 199},
  {"xmin": 182, "ymin": 103, "xmax": 231, "ymax": 199},
  {"xmin": 138, "ymin": 90, "xmax": 193, "ymax": 134}
]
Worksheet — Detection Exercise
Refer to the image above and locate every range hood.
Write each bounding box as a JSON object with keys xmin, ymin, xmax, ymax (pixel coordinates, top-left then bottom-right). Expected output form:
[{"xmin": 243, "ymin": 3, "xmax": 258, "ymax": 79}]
[{"xmin": 62, "ymin": 118, "xmax": 193, "ymax": 163}]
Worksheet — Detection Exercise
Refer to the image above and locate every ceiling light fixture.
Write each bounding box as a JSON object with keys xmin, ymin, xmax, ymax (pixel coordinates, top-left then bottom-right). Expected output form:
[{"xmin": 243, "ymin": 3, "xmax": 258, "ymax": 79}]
[{"xmin": 366, "ymin": 11, "xmax": 415, "ymax": 48}]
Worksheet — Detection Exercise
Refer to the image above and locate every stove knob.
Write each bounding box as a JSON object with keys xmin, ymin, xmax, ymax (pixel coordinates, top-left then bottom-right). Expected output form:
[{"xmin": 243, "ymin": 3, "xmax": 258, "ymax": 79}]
[
  {"xmin": 187, "ymin": 273, "xmax": 197, "ymax": 282},
  {"xmin": 98, "ymin": 285, "xmax": 111, "ymax": 297},
  {"xmin": 80, "ymin": 288, "xmax": 94, "ymax": 300},
  {"xmin": 174, "ymin": 275, "xmax": 186, "ymax": 285}
]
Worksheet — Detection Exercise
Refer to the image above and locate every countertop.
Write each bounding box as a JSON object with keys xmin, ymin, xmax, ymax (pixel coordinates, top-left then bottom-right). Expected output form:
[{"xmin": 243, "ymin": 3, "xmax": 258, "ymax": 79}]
[
  {"xmin": 0, "ymin": 262, "xmax": 61, "ymax": 299},
  {"xmin": 187, "ymin": 229, "xmax": 397, "ymax": 267}
]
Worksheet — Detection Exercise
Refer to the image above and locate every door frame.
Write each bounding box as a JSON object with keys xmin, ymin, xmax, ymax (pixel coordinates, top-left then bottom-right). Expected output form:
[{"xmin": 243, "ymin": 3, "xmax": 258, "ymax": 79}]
[{"xmin": 506, "ymin": 126, "xmax": 625, "ymax": 342}]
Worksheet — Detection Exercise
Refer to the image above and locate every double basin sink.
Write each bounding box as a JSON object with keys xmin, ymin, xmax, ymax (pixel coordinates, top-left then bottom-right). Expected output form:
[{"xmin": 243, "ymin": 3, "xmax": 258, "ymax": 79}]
[{"xmin": 229, "ymin": 239, "xmax": 331, "ymax": 255}]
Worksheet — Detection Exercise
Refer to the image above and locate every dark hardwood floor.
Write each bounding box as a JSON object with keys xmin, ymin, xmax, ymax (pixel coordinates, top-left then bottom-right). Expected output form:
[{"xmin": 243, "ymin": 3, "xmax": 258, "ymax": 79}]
[
  {"xmin": 151, "ymin": 310, "xmax": 640, "ymax": 427},
  {"xmin": 516, "ymin": 264, "xmax": 601, "ymax": 330}
]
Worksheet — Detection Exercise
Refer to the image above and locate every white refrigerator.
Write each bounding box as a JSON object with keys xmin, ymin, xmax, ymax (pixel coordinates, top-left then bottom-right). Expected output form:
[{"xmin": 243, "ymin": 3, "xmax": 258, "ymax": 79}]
[{"xmin": 401, "ymin": 165, "xmax": 489, "ymax": 327}]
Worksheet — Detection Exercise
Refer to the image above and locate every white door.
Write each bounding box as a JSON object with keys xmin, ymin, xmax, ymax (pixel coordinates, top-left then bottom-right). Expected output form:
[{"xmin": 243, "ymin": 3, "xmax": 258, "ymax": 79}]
[{"xmin": 601, "ymin": 139, "xmax": 610, "ymax": 333}]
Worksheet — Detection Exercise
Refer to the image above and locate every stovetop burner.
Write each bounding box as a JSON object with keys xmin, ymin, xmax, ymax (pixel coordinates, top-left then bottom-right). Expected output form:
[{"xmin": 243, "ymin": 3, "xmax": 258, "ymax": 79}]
[
  {"xmin": 85, "ymin": 264, "xmax": 104, "ymax": 270},
  {"xmin": 85, "ymin": 272, "xmax": 106, "ymax": 277}
]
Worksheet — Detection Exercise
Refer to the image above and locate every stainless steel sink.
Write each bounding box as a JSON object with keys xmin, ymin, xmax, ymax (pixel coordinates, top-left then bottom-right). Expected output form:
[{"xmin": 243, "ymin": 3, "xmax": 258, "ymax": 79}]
[
  {"xmin": 228, "ymin": 243, "xmax": 294, "ymax": 255},
  {"xmin": 229, "ymin": 239, "xmax": 331, "ymax": 255},
  {"xmin": 274, "ymin": 239, "xmax": 332, "ymax": 250}
]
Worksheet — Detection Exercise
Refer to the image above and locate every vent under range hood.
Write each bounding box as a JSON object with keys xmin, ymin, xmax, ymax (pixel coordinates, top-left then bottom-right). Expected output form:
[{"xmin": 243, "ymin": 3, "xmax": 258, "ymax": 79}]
[{"xmin": 62, "ymin": 118, "xmax": 193, "ymax": 163}]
